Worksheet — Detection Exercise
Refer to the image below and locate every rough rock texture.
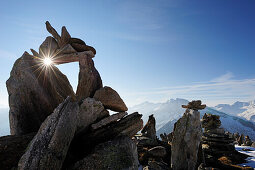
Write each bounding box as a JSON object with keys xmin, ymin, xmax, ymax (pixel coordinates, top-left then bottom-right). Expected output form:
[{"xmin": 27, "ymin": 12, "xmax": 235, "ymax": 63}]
[
  {"xmin": 6, "ymin": 52, "xmax": 75, "ymax": 135},
  {"xmin": 171, "ymin": 109, "xmax": 202, "ymax": 170},
  {"xmin": 200, "ymin": 113, "xmax": 251, "ymax": 169},
  {"xmin": 77, "ymin": 97, "xmax": 109, "ymax": 132},
  {"xmin": 18, "ymin": 97, "xmax": 78, "ymax": 170},
  {"xmin": 64, "ymin": 112, "xmax": 143, "ymax": 166},
  {"xmin": 70, "ymin": 136, "xmax": 139, "ymax": 170},
  {"xmin": 0, "ymin": 133, "xmax": 35, "ymax": 170},
  {"xmin": 76, "ymin": 51, "xmax": 102, "ymax": 101},
  {"xmin": 141, "ymin": 114, "xmax": 157, "ymax": 141},
  {"xmin": 91, "ymin": 111, "xmax": 127, "ymax": 130},
  {"xmin": 201, "ymin": 113, "xmax": 221, "ymax": 130},
  {"xmin": 93, "ymin": 86, "xmax": 128, "ymax": 112},
  {"xmin": 39, "ymin": 36, "xmax": 59, "ymax": 57}
]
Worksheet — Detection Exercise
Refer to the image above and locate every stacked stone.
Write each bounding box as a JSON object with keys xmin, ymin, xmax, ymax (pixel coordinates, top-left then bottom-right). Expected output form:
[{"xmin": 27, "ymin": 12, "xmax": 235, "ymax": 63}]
[
  {"xmin": 2, "ymin": 21, "xmax": 143, "ymax": 170},
  {"xmin": 201, "ymin": 113, "xmax": 252, "ymax": 169},
  {"xmin": 201, "ymin": 113, "xmax": 235, "ymax": 157},
  {"xmin": 171, "ymin": 100, "xmax": 204, "ymax": 170},
  {"xmin": 135, "ymin": 115, "xmax": 171, "ymax": 170}
]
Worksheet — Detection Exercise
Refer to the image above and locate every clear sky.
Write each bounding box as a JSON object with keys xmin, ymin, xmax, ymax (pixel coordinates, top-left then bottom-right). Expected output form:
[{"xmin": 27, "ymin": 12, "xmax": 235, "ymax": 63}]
[{"xmin": 0, "ymin": 0, "xmax": 255, "ymax": 108}]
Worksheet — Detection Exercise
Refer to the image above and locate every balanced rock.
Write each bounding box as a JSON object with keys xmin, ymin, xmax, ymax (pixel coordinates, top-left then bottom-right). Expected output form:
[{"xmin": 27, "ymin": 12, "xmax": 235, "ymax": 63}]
[
  {"xmin": 6, "ymin": 52, "xmax": 75, "ymax": 135},
  {"xmin": 171, "ymin": 108, "xmax": 202, "ymax": 170},
  {"xmin": 77, "ymin": 97, "xmax": 109, "ymax": 132},
  {"xmin": 93, "ymin": 86, "xmax": 128, "ymax": 112},
  {"xmin": 71, "ymin": 136, "xmax": 138, "ymax": 170},
  {"xmin": 18, "ymin": 97, "xmax": 78, "ymax": 170},
  {"xmin": 76, "ymin": 51, "xmax": 102, "ymax": 101},
  {"xmin": 182, "ymin": 100, "xmax": 206, "ymax": 110},
  {"xmin": 39, "ymin": 36, "xmax": 59, "ymax": 57}
]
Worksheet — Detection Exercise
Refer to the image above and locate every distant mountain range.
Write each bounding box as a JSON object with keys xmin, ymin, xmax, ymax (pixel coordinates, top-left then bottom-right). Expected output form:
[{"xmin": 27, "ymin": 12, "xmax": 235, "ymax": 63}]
[
  {"xmin": 214, "ymin": 101, "xmax": 255, "ymax": 122},
  {"xmin": 129, "ymin": 98, "xmax": 255, "ymax": 140}
]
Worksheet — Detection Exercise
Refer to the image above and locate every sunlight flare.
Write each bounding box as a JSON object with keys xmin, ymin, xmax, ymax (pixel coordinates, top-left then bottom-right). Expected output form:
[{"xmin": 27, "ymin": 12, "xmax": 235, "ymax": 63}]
[{"xmin": 43, "ymin": 57, "xmax": 53, "ymax": 66}]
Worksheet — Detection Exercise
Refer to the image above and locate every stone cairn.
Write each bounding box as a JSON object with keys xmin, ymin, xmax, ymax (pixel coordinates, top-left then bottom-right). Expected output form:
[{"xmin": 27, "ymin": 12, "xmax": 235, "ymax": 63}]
[
  {"xmin": 1, "ymin": 21, "xmax": 144, "ymax": 170},
  {"xmin": 135, "ymin": 114, "xmax": 171, "ymax": 170},
  {"xmin": 200, "ymin": 113, "xmax": 252, "ymax": 169},
  {"xmin": 171, "ymin": 100, "xmax": 205, "ymax": 170}
]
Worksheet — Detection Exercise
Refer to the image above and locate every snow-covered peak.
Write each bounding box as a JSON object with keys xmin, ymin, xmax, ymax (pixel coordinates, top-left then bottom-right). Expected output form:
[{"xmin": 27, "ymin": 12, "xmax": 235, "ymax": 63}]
[{"xmin": 213, "ymin": 100, "xmax": 255, "ymax": 122}]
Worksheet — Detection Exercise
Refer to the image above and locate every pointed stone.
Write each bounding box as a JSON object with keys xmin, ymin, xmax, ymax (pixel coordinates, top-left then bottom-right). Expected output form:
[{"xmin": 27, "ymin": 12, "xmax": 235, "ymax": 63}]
[
  {"xmin": 59, "ymin": 26, "xmax": 71, "ymax": 48},
  {"xmin": 76, "ymin": 51, "xmax": 102, "ymax": 101},
  {"xmin": 39, "ymin": 36, "xmax": 59, "ymax": 58},
  {"xmin": 45, "ymin": 21, "xmax": 61, "ymax": 43},
  {"xmin": 171, "ymin": 109, "xmax": 202, "ymax": 170},
  {"xmin": 18, "ymin": 97, "xmax": 78, "ymax": 170},
  {"xmin": 30, "ymin": 49, "xmax": 39, "ymax": 57}
]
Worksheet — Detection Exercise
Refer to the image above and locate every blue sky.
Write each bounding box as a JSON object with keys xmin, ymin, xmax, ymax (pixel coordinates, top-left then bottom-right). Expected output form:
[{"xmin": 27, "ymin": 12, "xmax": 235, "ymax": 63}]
[{"xmin": 0, "ymin": 0, "xmax": 255, "ymax": 108}]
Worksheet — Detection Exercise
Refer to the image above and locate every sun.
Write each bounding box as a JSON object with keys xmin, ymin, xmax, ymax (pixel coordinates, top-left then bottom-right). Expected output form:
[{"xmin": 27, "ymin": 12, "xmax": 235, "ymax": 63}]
[{"xmin": 43, "ymin": 57, "xmax": 53, "ymax": 66}]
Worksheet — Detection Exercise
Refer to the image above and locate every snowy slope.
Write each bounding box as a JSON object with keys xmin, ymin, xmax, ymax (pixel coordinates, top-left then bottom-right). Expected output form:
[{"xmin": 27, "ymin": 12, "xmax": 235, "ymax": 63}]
[
  {"xmin": 238, "ymin": 101, "xmax": 255, "ymax": 122},
  {"xmin": 129, "ymin": 98, "xmax": 188, "ymax": 130},
  {"xmin": 129, "ymin": 99, "xmax": 255, "ymax": 141},
  {"xmin": 236, "ymin": 145, "xmax": 255, "ymax": 168},
  {"xmin": 214, "ymin": 100, "xmax": 255, "ymax": 122}
]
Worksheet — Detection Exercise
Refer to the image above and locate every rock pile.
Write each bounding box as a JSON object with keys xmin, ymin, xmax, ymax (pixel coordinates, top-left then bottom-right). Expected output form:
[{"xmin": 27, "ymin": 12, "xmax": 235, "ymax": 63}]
[
  {"xmin": 1, "ymin": 21, "xmax": 143, "ymax": 170},
  {"xmin": 135, "ymin": 114, "xmax": 171, "ymax": 169},
  {"xmin": 200, "ymin": 113, "xmax": 252, "ymax": 169}
]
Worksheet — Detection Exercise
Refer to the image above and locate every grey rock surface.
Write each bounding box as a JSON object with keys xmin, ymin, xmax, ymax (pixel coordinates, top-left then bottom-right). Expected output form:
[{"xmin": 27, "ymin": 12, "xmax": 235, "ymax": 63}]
[
  {"xmin": 18, "ymin": 97, "xmax": 78, "ymax": 170},
  {"xmin": 6, "ymin": 52, "xmax": 75, "ymax": 135},
  {"xmin": 171, "ymin": 109, "xmax": 202, "ymax": 170},
  {"xmin": 77, "ymin": 97, "xmax": 109, "ymax": 132},
  {"xmin": 91, "ymin": 111, "xmax": 127, "ymax": 130},
  {"xmin": 71, "ymin": 136, "xmax": 139, "ymax": 170},
  {"xmin": 76, "ymin": 51, "xmax": 102, "ymax": 101}
]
